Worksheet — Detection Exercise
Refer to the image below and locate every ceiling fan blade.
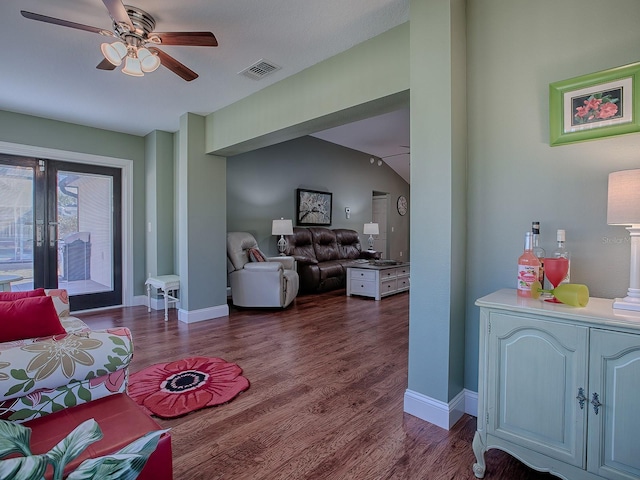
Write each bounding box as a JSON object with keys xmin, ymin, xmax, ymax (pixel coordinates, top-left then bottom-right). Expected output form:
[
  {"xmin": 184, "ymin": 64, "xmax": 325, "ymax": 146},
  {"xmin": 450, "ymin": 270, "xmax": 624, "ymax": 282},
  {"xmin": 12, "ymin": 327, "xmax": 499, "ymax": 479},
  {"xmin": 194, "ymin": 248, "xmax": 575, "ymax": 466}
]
[
  {"xmin": 153, "ymin": 32, "xmax": 218, "ymax": 47},
  {"xmin": 102, "ymin": 0, "xmax": 134, "ymax": 30},
  {"xmin": 96, "ymin": 58, "xmax": 117, "ymax": 70},
  {"xmin": 148, "ymin": 47, "xmax": 198, "ymax": 82},
  {"xmin": 21, "ymin": 11, "xmax": 106, "ymax": 35}
]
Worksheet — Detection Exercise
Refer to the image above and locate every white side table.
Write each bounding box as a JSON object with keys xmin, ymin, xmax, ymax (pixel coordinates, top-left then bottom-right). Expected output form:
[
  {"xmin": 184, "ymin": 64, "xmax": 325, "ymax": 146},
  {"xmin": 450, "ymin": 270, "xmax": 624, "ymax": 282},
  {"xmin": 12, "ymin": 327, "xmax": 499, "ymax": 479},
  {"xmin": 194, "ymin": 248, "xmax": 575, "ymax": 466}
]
[
  {"xmin": 145, "ymin": 275, "xmax": 180, "ymax": 321},
  {"xmin": 0, "ymin": 274, "xmax": 23, "ymax": 292}
]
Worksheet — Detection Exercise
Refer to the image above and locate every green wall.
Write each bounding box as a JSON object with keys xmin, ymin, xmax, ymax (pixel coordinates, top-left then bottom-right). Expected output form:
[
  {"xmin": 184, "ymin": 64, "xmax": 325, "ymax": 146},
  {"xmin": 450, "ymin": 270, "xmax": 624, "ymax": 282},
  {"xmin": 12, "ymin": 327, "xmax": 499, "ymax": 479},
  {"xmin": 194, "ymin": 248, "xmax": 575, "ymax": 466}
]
[
  {"xmin": 227, "ymin": 136, "xmax": 410, "ymax": 258},
  {"xmin": 465, "ymin": 0, "xmax": 640, "ymax": 391},
  {"xmin": 145, "ymin": 130, "xmax": 175, "ymax": 278}
]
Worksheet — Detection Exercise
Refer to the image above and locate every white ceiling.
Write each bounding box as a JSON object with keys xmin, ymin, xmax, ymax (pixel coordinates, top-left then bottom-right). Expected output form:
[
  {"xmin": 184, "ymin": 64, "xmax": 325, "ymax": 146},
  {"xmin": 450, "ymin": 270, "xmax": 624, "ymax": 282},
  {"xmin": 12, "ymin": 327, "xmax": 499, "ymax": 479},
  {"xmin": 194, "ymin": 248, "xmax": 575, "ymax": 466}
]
[{"xmin": 0, "ymin": 0, "xmax": 410, "ymax": 181}]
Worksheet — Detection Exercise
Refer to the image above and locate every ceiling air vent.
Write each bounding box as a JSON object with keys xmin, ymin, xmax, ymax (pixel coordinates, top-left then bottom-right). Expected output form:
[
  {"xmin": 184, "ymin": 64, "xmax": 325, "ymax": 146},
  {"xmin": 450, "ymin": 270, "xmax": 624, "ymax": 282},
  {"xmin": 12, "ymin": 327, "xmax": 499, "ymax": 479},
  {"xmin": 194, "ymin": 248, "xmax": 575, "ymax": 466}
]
[{"xmin": 238, "ymin": 59, "xmax": 281, "ymax": 80}]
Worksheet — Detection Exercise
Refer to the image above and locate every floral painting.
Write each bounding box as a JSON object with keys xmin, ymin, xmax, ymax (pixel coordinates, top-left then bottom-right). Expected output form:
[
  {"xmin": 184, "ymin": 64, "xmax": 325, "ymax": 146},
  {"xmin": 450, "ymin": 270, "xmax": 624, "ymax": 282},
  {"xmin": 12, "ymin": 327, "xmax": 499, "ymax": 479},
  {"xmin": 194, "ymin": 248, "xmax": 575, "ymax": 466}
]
[
  {"xmin": 296, "ymin": 189, "xmax": 332, "ymax": 226},
  {"xmin": 571, "ymin": 88, "xmax": 622, "ymax": 126},
  {"xmin": 549, "ymin": 62, "xmax": 640, "ymax": 146}
]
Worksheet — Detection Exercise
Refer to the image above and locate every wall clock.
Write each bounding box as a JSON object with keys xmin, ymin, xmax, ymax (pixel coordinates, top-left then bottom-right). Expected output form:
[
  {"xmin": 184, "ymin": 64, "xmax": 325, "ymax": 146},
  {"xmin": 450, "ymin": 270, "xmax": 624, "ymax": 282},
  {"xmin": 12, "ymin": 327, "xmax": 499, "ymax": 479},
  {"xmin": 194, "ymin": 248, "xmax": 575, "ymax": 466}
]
[{"xmin": 397, "ymin": 195, "xmax": 408, "ymax": 216}]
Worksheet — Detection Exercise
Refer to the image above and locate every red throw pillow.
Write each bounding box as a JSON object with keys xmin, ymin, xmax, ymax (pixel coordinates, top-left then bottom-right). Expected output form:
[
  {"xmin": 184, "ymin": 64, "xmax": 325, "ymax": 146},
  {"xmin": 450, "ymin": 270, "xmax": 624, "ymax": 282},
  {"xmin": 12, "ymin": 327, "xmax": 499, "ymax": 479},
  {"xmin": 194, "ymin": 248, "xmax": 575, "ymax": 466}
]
[
  {"xmin": 0, "ymin": 288, "xmax": 46, "ymax": 301},
  {"xmin": 0, "ymin": 296, "xmax": 66, "ymax": 342},
  {"xmin": 248, "ymin": 248, "xmax": 266, "ymax": 262}
]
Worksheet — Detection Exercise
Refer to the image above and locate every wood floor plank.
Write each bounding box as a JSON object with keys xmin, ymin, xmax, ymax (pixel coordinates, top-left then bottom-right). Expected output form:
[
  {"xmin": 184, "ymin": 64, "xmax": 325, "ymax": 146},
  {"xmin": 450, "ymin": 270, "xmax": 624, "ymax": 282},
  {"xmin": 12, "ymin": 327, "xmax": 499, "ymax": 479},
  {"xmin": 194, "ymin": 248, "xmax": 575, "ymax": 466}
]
[{"xmin": 78, "ymin": 289, "xmax": 555, "ymax": 479}]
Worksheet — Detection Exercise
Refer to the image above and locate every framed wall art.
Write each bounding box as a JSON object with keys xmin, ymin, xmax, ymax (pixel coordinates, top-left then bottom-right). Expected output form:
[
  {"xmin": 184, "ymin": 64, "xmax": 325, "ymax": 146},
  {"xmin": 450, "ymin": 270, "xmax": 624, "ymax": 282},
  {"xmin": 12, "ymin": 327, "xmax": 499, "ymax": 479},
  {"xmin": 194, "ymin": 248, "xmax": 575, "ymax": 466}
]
[
  {"xmin": 549, "ymin": 62, "xmax": 640, "ymax": 146},
  {"xmin": 296, "ymin": 188, "xmax": 332, "ymax": 226}
]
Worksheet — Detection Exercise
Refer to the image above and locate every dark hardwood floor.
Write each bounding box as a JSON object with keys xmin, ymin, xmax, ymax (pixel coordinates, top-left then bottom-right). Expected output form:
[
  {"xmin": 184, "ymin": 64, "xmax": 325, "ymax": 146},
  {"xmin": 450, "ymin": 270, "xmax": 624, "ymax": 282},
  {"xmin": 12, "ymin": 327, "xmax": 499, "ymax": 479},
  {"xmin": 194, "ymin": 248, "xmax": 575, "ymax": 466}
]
[{"xmin": 79, "ymin": 289, "xmax": 554, "ymax": 480}]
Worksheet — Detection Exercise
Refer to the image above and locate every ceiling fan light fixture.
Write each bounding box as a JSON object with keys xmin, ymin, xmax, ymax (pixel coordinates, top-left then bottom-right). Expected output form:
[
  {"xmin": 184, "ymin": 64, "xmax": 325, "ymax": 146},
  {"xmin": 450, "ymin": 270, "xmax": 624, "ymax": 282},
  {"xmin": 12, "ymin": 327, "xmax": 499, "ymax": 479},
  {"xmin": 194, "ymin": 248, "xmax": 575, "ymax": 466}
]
[
  {"xmin": 122, "ymin": 56, "xmax": 144, "ymax": 77},
  {"xmin": 100, "ymin": 41, "xmax": 127, "ymax": 66},
  {"xmin": 138, "ymin": 47, "xmax": 160, "ymax": 73}
]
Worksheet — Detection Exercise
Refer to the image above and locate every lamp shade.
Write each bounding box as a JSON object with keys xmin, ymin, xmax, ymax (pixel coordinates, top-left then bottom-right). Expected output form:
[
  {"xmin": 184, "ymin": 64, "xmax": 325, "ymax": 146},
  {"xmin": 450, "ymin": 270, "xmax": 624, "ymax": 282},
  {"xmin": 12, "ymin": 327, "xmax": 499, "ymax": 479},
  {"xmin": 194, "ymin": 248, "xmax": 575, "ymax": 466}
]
[
  {"xmin": 272, "ymin": 218, "xmax": 293, "ymax": 235},
  {"xmin": 608, "ymin": 169, "xmax": 640, "ymax": 225},
  {"xmin": 122, "ymin": 56, "xmax": 144, "ymax": 77},
  {"xmin": 101, "ymin": 41, "xmax": 127, "ymax": 66},
  {"xmin": 138, "ymin": 48, "xmax": 161, "ymax": 73},
  {"xmin": 363, "ymin": 223, "xmax": 379, "ymax": 235}
]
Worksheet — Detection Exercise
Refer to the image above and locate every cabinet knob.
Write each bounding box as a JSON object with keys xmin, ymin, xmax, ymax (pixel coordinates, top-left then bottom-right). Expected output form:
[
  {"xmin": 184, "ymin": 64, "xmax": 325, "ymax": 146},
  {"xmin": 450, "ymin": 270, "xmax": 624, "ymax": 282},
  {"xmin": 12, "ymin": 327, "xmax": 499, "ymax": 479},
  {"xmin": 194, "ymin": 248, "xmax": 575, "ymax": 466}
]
[{"xmin": 591, "ymin": 392, "xmax": 602, "ymax": 415}]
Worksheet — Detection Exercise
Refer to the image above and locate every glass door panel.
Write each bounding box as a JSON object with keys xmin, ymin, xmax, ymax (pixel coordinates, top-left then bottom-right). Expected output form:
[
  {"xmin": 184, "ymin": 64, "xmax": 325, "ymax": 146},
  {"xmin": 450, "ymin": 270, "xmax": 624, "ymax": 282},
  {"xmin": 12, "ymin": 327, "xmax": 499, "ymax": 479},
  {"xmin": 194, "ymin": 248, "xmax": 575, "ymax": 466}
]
[
  {"xmin": 0, "ymin": 162, "xmax": 35, "ymax": 291},
  {"xmin": 57, "ymin": 170, "xmax": 114, "ymax": 296}
]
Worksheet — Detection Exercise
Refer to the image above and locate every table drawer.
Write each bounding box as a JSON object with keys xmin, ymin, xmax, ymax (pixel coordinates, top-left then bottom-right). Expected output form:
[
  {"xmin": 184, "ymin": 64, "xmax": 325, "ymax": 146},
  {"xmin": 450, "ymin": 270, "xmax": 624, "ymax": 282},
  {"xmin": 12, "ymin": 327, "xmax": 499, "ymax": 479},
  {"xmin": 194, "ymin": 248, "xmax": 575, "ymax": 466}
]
[
  {"xmin": 396, "ymin": 266, "xmax": 410, "ymax": 276},
  {"xmin": 381, "ymin": 278, "xmax": 397, "ymax": 295},
  {"xmin": 380, "ymin": 268, "xmax": 397, "ymax": 279},
  {"xmin": 397, "ymin": 276, "xmax": 410, "ymax": 290},
  {"xmin": 350, "ymin": 269, "xmax": 376, "ymax": 281},
  {"xmin": 350, "ymin": 280, "xmax": 376, "ymax": 296}
]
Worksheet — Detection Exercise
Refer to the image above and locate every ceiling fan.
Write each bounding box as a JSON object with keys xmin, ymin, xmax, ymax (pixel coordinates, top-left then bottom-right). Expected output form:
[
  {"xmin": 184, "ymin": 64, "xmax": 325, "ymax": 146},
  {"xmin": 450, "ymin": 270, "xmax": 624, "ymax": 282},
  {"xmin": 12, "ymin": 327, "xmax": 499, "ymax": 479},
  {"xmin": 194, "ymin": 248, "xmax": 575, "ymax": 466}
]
[{"xmin": 21, "ymin": 0, "xmax": 218, "ymax": 81}]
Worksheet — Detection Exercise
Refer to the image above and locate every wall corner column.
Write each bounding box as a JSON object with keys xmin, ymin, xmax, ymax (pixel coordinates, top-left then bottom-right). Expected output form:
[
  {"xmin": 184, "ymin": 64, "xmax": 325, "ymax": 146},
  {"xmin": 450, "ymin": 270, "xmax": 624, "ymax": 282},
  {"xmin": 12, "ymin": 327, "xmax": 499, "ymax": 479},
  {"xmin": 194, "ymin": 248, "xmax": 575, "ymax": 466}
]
[
  {"xmin": 176, "ymin": 113, "xmax": 229, "ymax": 322},
  {"xmin": 406, "ymin": 0, "xmax": 468, "ymax": 430}
]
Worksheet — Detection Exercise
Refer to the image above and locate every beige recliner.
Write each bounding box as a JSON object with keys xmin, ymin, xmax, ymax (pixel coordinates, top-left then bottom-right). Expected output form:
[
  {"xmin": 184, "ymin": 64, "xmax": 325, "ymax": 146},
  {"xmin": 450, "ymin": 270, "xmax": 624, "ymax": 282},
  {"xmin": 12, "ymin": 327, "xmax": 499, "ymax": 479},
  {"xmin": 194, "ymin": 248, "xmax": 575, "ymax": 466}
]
[{"xmin": 227, "ymin": 231, "xmax": 299, "ymax": 308}]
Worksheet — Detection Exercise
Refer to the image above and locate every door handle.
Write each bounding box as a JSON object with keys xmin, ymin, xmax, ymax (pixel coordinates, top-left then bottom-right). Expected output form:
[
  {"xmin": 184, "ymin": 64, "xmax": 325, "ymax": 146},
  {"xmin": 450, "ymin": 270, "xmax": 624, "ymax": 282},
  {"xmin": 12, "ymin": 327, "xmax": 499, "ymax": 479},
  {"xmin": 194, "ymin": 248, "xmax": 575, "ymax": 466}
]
[
  {"xmin": 49, "ymin": 222, "xmax": 58, "ymax": 248},
  {"xmin": 36, "ymin": 221, "xmax": 44, "ymax": 247}
]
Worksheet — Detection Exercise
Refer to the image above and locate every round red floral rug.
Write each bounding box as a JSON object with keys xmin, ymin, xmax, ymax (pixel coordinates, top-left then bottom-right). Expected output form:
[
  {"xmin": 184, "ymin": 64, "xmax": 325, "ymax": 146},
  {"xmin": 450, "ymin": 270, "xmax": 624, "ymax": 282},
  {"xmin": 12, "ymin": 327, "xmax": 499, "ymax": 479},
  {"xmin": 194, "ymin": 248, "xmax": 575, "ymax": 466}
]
[{"xmin": 128, "ymin": 356, "xmax": 249, "ymax": 418}]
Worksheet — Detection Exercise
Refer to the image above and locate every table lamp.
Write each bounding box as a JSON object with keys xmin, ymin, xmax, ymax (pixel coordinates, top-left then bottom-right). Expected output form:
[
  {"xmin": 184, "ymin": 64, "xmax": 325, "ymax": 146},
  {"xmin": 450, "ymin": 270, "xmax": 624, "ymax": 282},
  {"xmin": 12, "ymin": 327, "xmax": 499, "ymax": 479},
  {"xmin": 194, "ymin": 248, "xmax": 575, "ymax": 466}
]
[
  {"xmin": 363, "ymin": 222, "xmax": 379, "ymax": 251},
  {"xmin": 607, "ymin": 169, "xmax": 640, "ymax": 311},
  {"xmin": 272, "ymin": 218, "xmax": 293, "ymax": 255}
]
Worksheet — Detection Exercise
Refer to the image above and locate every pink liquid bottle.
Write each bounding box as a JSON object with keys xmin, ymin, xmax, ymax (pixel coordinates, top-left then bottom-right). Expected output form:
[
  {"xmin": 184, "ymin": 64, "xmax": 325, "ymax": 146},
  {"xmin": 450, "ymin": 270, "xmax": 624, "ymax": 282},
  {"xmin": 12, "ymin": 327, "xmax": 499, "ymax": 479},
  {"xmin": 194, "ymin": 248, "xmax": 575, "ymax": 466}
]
[{"xmin": 517, "ymin": 231, "xmax": 541, "ymax": 298}]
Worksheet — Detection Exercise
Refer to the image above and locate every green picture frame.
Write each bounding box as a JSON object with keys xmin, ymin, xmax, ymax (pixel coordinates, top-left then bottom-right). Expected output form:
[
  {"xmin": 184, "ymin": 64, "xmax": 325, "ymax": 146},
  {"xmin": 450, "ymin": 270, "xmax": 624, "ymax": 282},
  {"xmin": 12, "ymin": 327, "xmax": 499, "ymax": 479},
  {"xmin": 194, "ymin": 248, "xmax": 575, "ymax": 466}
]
[{"xmin": 549, "ymin": 62, "xmax": 640, "ymax": 146}]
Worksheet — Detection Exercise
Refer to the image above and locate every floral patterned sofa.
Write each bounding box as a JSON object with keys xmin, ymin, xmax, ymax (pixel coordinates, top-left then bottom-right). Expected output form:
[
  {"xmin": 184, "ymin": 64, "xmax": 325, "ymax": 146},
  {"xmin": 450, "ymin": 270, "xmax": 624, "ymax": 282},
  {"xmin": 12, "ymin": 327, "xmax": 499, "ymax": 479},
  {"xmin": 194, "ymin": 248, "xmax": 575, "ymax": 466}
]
[{"xmin": 0, "ymin": 289, "xmax": 133, "ymax": 423}]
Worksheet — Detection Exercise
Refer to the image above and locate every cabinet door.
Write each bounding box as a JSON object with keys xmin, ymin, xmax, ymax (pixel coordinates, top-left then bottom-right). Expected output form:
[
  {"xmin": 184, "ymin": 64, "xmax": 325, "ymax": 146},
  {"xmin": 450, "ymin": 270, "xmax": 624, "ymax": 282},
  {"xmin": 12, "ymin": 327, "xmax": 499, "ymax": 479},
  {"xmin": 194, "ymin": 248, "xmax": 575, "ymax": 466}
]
[
  {"xmin": 487, "ymin": 312, "xmax": 588, "ymax": 467},
  {"xmin": 587, "ymin": 329, "xmax": 640, "ymax": 480}
]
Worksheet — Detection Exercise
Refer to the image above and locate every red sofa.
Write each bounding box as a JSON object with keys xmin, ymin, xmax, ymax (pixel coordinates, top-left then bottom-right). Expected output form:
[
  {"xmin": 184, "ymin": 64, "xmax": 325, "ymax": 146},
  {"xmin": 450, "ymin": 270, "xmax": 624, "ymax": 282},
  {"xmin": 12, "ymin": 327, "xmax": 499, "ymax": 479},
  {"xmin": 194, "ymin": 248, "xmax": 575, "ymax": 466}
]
[{"xmin": 24, "ymin": 393, "xmax": 172, "ymax": 479}]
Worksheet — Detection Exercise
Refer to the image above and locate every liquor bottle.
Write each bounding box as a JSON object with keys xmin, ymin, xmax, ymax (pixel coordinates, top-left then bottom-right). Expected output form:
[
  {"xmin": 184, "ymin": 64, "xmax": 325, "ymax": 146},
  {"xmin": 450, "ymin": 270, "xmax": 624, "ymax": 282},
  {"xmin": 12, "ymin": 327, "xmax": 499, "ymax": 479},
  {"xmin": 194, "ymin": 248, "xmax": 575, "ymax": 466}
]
[
  {"xmin": 517, "ymin": 231, "xmax": 541, "ymax": 298},
  {"xmin": 553, "ymin": 229, "xmax": 570, "ymax": 284},
  {"xmin": 531, "ymin": 222, "xmax": 545, "ymax": 287}
]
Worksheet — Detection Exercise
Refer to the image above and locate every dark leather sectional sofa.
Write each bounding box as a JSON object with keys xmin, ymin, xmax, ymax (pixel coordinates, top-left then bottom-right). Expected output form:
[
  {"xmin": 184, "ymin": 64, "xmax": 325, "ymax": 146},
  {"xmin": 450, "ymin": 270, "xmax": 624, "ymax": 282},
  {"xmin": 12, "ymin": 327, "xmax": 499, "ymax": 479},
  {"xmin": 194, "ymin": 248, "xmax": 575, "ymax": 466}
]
[{"xmin": 284, "ymin": 227, "xmax": 378, "ymax": 293}]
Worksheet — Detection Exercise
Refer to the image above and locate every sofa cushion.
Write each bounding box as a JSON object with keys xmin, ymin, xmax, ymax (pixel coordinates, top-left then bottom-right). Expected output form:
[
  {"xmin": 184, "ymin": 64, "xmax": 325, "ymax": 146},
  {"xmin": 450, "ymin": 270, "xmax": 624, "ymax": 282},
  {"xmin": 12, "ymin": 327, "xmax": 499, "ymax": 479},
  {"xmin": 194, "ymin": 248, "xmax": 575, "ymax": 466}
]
[
  {"xmin": 0, "ymin": 288, "xmax": 46, "ymax": 301},
  {"xmin": 285, "ymin": 227, "xmax": 316, "ymax": 260},
  {"xmin": 334, "ymin": 228, "xmax": 363, "ymax": 259},
  {"xmin": 0, "ymin": 296, "xmax": 66, "ymax": 342},
  {"xmin": 309, "ymin": 227, "xmax": 340, "ymax": 262}
]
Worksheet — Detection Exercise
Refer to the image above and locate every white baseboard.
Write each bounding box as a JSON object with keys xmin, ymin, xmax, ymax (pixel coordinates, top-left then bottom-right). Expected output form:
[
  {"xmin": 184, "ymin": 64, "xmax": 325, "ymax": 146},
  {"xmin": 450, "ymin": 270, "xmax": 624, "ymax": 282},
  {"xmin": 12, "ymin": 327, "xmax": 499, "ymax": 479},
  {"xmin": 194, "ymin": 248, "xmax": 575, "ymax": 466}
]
[
  {"xmin": 465, "ymin": 389, "xmax": 478, "ymax": 417},
  {"xmin": 178, "ymin": 304, "xmax": 229, "ymax": 323},
  {"xmin": 404, "ymin": 388, "xmax": 478, "ymax": 430},
  {"xmin": 146, "ymin": 295, "xmax": 179, "ymax": 312},
  {"xmin": 132, "ymin": 294, "xmax": 148, "ymax": 307}
]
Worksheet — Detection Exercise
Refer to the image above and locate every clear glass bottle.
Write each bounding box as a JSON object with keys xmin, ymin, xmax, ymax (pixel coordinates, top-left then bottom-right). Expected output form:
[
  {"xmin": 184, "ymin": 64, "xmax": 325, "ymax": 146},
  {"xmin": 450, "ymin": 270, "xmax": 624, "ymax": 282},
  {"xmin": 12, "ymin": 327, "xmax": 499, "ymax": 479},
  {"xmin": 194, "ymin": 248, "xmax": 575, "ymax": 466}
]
[
  {"xmin": 531, "ymin": 222, "xmax": 545, "ymax": 287},
  {"xmin": 517, "ymin": 231, "xmax": 541, "ymax": 298},
  {"xmin": 553, "ymin": 229, "xmax": 570, "ymax": 284}
]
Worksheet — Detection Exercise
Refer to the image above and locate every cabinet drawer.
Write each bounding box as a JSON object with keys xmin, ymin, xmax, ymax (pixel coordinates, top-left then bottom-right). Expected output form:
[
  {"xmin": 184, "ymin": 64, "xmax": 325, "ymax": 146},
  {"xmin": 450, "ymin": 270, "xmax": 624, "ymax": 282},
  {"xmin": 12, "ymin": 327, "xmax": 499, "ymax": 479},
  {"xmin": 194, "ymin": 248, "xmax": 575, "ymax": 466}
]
[
  {"xmin": 350, "ymin": 269, "xmax": 376, "ymax": 281},
  {"xmin": 380, "ymin": 268, "xmax": 397, "ymax": 279},
  {"xmin": 381, "ymin": 279, "xmax": 397, "ymax": 295},
  {"xmin": 396, "ymin": 276, "xmax": 410, "ymax": 290},
  {"xmin": 350, "ymin": 280, "xmax": 376, "ymax": 295}
]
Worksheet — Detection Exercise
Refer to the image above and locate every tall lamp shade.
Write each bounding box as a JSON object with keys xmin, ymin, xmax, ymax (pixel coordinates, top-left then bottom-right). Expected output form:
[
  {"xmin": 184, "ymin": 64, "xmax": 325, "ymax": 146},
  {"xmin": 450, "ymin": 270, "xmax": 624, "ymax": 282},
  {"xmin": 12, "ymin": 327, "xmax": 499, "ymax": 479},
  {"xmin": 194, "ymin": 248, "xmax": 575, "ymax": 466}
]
[
  {"xmin": 363, "ymin": 222, "xmax": 379, "ymax": 251},
  {"xmin": 607, "ymin": 169, "xmax": 640, "ymax": 311},
  {"xmin": 272, "ymin": 218, "xmax": 293, "ymax": 256}
]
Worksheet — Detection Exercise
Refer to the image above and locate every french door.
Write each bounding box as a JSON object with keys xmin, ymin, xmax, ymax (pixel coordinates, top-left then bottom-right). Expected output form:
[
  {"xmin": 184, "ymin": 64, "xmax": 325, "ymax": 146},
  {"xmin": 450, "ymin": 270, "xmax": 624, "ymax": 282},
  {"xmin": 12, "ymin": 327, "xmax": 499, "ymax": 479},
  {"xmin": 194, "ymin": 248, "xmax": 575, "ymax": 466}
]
[{"xmin": 0, "ymin": 154, "xmax": 122, "ymax": 310}]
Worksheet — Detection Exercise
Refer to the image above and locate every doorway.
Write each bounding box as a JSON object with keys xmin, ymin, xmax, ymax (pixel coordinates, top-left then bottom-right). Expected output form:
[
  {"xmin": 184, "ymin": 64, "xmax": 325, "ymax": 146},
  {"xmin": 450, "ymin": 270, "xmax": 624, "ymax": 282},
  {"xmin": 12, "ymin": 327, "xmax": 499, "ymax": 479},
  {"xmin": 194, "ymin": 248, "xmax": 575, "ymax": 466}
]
[
  {"xmin": 372, "ymin": 192, "xmax": 389, "ymax": 258},
  {"xmin": 0, "ymin": 154, "xmax": 122, "ymax": 310}
]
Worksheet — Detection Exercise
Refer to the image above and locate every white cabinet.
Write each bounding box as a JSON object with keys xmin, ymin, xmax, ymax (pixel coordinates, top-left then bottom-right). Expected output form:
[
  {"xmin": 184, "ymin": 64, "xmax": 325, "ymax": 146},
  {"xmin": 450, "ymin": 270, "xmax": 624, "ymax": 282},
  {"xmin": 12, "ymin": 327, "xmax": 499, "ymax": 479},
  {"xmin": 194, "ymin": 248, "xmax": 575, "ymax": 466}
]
[
  {"xmin": 473, "ymin": 289, "xmax": 640, "ymax": 480},
  {"xmin": 346, "ymin": 263, "xmax": 409, "ymax": 300}
]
